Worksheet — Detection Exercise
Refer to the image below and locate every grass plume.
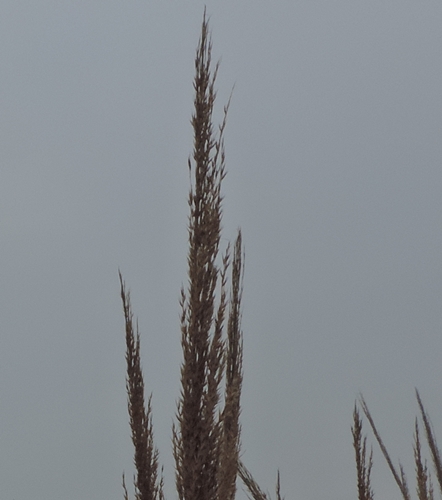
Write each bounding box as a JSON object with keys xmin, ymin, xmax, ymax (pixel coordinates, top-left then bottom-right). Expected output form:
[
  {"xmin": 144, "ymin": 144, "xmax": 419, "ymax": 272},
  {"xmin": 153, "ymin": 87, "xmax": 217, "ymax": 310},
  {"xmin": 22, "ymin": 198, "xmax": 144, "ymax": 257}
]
[
  {"xmin": 415, "ymin": 390, "xmax": 442, "ymax": 496},
  {"xmin": 120, "ymin": 272, "xmax": 164, "ymax": 500},
  {"xmin": 238, "ymin": 461, "xmax": 283, "ymax": 500},
  {"xmin": 359, "ymin": 395, "xmax": 411, "ymax": 500},
  {"xmin": 414, "ymin": 418, "xmax": 433, "ymax": 500},
  {"xmin": 119, "ymin": 9, "xmax": 278, "ymax": 500},
  {"xmin": 355, "ymin": 392, "xmax": 442, "ymax": 500},
  {"xmin": 352, "ymin": 405, "xmax": 374, "ymax": 500},
  {"xmin": 173, "ymin": 10, "xmax": 243, "ymax": 500},
  {"xmin": 238, "ymin": 461, "xmax": 270, "ymax": 500}
]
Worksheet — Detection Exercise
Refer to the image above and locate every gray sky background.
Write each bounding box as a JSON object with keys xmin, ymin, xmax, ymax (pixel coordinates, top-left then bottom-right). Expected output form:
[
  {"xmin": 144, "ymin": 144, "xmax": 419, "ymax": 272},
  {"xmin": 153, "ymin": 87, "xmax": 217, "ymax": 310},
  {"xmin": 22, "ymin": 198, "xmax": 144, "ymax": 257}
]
[{"xmin": 1, "ymin": 1, "xmax": 442, "ymax": 499}]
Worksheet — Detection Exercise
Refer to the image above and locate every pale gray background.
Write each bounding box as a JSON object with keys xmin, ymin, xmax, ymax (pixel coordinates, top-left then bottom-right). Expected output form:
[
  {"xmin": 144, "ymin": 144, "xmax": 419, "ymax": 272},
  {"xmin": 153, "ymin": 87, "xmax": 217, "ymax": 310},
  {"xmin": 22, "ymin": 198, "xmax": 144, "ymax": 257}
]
[{"xmin": 1, "ymin": 1, "xmax": 442, "ymax": 499}]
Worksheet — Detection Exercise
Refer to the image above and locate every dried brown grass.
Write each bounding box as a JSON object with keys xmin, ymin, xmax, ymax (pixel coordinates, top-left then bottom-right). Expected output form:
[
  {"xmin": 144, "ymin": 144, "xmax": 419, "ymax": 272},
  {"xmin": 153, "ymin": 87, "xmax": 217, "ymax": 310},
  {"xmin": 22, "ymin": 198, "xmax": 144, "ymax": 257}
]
[
  {"xmin": 238, "ymin": 461, "xmax": 284, "ymax": 500},
  {"xmin": 352, "ymin": 405, "xmax": 374, "ymax": 500},
  {"xmin": 120, "ymin": 12, "xmax": 442, "ymax": 500},
  {"xmin": 172, "ymin": 11, "xmax": 240, "ymax": 500},
  {"xmin": 354, "ymin": 391, "xmax": 442, "ymax": 500},
  {"xmin": 119, "ymin": 9, "xmax": 280, "ymax": 500},
  {"xmin": 120, "ymin": 273, "xmax": 164, "ymax": 500}
]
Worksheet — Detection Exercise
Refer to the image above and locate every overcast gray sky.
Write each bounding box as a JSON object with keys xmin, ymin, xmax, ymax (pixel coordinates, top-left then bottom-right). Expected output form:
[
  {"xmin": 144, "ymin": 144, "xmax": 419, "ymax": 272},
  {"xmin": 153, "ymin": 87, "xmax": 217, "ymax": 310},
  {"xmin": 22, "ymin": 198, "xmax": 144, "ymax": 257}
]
[{"xmin": 1, "ymin": 1, "xmax": 442, "ymax": 499}]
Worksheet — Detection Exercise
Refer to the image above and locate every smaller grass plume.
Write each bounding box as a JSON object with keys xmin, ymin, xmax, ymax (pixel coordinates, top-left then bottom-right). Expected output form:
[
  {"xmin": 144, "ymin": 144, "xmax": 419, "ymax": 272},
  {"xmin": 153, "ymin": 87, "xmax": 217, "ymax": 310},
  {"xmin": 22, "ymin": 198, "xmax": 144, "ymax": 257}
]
[{"xmin": 354, "ymin": 391, "xmax": 442, "ymax": 500}]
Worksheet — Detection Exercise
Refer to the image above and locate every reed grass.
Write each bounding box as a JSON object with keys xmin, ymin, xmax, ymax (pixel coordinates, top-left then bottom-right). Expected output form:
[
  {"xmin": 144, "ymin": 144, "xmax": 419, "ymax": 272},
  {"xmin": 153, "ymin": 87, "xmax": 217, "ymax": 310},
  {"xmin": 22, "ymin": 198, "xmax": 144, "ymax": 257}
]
[
  {"xmin": 119, "ymin": 9, "xmax": 280, "ymax": 500},
  {"xmin": 172, "ymin": 11, "xmax": 241, "ymax": 499},
  {"xmin": 119, "ymin": 10, "xmax": 442, "ymax": 500},
  {"xmin": 120, "ymin": 272, "xmax": 164, "ymax": 500},
  {"xmin": 352, "ymin": 405, "xmax": 374, "ymax": 500},
  {"xmin": 355, "ymin": 391, "xmax": 442, "ymax": 500},
  {"xmin": 120, "ymin": 10, "xmax": 442, "ymax": 500}
]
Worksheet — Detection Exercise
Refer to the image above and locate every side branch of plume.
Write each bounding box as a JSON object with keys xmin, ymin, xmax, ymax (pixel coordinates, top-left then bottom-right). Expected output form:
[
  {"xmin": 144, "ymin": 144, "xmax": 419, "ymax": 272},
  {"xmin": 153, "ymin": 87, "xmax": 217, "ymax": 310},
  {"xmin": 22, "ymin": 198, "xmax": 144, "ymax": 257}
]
[
  {"xmin": 352, "ymin": 405, "xmax": 374, "ymax": 500},
  {"xmin": 416, "ymin": 390, "xmax": 442, "ymax": 497},
  {"xmin": 218, "ymin": 230, "xmax": 244, "ymax": 500},
  {"xmin": 120, "ymin": 271, "xmax": 163, "ymax": 500}
]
